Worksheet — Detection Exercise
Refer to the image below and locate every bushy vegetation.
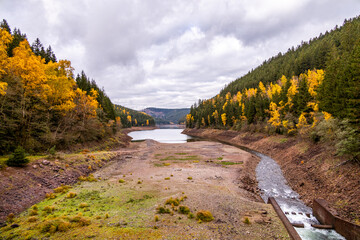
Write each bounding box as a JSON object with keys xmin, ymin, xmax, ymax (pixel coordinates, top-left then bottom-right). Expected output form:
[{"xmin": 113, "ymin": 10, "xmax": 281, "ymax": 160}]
[
  {"xmin": 196, "ymin": 210, "xmax": 214, "ymax": 222},
  {"xmin": 0, "ymin": 19, "xmax": 155, "ymax": 155},
  {"xmin": 5, "ymin": 146, "xmax": 29, "ymax": 167},
  {"xmin": 114, "ymin": 105, "xmax": 155, "ymax": 128},
  {"xmin": 187, "ymin": 16, "xmax": 360, "ymax": 163}
]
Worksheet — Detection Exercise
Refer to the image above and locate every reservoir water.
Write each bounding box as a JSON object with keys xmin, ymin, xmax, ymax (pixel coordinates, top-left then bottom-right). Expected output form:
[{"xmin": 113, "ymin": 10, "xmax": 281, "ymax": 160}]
[
  {"xmin": 129, "ymin": 128, "xmax": 346, "ymax": 240},
  {"xmin": 128, "ymin": 128, "xmax": 193, "ymax": 143}
]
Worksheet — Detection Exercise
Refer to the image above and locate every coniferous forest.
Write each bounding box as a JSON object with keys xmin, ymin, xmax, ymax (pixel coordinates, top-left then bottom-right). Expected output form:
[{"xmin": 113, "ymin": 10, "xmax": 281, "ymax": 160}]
[
  {"xmin": 0, "ymin": 19, "xmax": 154, "ymax": 155},
  {"xmin": 187, "ymin": 16, "xmax": 360, "ymax": 163}
]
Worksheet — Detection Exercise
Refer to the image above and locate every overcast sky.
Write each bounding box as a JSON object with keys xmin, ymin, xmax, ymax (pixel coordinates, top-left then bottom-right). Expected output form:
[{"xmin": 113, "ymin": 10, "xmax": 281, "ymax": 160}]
[{"xmin": 1, "ymin": 0, "xmax": 359, "ymax": 110}]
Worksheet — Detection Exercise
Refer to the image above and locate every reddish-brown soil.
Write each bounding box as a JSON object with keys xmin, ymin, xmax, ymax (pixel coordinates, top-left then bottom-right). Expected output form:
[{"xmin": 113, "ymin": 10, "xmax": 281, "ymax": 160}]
[{"xmin": 183, "ymin": 128, "xmax": 360, "ymax": 225}]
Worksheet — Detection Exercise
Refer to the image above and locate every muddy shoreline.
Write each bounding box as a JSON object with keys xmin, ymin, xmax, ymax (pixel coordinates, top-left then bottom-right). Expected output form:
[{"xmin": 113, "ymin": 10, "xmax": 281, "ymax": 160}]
[{"xmin": 183, "ymin": 128, "xmax": 360, "ymax": 225}]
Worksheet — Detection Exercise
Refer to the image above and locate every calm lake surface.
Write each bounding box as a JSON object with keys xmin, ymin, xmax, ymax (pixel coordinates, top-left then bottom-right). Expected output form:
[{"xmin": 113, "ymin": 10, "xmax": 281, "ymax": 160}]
[{"xmin": 128, "ymin": 128, "xmax": 193, "ymax": 143}]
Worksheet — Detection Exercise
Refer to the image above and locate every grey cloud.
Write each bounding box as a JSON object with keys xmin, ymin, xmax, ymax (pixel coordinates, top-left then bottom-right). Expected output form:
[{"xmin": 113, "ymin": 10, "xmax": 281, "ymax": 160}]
[{"xmin": 1, "ymin": 0, "xmax": 360, "ymax": 109}]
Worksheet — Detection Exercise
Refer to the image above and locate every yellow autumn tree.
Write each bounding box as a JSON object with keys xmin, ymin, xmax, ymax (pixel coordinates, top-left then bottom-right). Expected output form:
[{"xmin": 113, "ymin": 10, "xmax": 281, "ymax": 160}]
[
  {"xmin": 266, "ymin": 82, "xmax": 281, "ymax": 99},
  {"xmin": 286, "ymin": 77, "xmax": 298, "ymax": 109},
  {"xmin": 258, "ymin": 81, "xmax": 266, "ymax": 95},
  {"xmin": 74, "ymin": 88, "xmax": 99, "ymax": 121},
  {"xmin": 127, "ymin": 115, "xmax": 132, "ymax": 125},
  {"xmin": 296, "ymin": 112, "xmax": 310, "ymax": 134},
  {"xmin": 7, "ymin": 40, "xmax": 50, "ymax": 100},
  {"xmin": 0, "ymin": 82, "xmax": 7, "ymax": 96},
  {"xmin": 212, "ymin": 110, "xmax": 219, "ymax": 125},
  {"xmin": 236, "ymin": 91, "xmax": 242, "ymax": 104},
  {"xmin": 201, "ymin": 117, "xmax": 206, "ymax": 127},
  {"xmin": 305, "ymin": 69, "xmax": 324, "ymax": 97},
  {"xmin": 45, "ymin": 60, "xmax": 76, "ymax": 113},
  {"xmin": 0, "ymin": 28, "xmax": 12, "ymax": 78},
  {"xmin": 268, "ymin": 102, "xmax": 281, "ymax": 127},
  {"xmin": 221, "ymin": 113, "xmax": 227, "ymax": 126}
]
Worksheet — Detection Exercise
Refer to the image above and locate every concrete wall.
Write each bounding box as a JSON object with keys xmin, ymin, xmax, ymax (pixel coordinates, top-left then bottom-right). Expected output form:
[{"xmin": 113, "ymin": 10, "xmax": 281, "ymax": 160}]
[{"xmin": 313, "ymin": 199, "xmax": 360, "ymax": 240}]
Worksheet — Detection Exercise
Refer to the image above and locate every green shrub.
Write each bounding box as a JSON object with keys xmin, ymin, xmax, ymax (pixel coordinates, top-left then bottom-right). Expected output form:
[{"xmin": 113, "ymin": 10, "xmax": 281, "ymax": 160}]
[
  {"xmin": 7, "ymin": 213, "xmax": 14, "ymax": 222},
  {"xmin": 54, "ymin": 185, "xmax": 71, "ymax": 194},
  {"xmin": 28, "ymin": 216, "xmax": 38, "ymax": 222},
  {"xmin": 179, "ymin": 206, "xmax": 190, "ymax": 214},
  {"xmin": 41, "ymin": 218, "xmax": 71, "ymax": 233},
  {"xmin": 165, "ymin": 197, "xmax": 179, "ymax": 206},
  {"xmin": 29, "ymin": 209, "xmax": 38, "ymax": 216},
  {"xmin": 6, "ymin": 146, "xmax": 29, "ymax": 167},
  {"xmin": 156, "ymin": 206, "xmax": 171, "ymax": 214},
  {"xmin": 243, "ymin": 217, "xmax": 251, "ymax": 224},
  {"xmin": 335, "ymin": 120, "xmax": 360, "ymax": 163},
  {"xmin": 43, "ymin": 205, "xmax": 55, "ymax": 214},
  {"xmin": 66, "ymin": 192, "xmax": 77, "ymax": 198},
  {"xmin": 48, "ymin": 146, "xmax": 56, "ymax": 158},
  {"xmin": 196, "ymin": 210, "xmax": 214, "ymax": 222},
  {"xmin": 79, "ymin": 202, "xmax": 89, "ymax": 208}
]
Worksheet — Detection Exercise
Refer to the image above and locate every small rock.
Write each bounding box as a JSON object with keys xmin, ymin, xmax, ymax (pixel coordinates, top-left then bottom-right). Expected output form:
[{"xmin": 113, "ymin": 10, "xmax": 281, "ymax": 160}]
[
  {"xmin": 291, "ymin": 212, "xmax": 296, "ymax": 215},
  {"xmin": 32, "ymin": 165, "xmax": 38, "ymax": 169},
  {"xmin": 285, "ymin": 212, "xmax": 289, "ymax": 215},
  {"xmin": 10, "ymin": 223, "xmax": 19, "ymax": 228},
  {"xmin": 299, "ymin": 182, "xmax": 304, "ymax": 187},
  {"xmin": 42, "ymin": 160, "xmax": 50, "ymax": 165}
]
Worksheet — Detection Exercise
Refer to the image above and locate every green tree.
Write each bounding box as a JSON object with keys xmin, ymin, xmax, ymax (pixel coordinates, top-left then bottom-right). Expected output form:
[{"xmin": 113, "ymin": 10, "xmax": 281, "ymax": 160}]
[{"xmin": 6, "ymin": 146, "xmax": 29, "ymax": 167}]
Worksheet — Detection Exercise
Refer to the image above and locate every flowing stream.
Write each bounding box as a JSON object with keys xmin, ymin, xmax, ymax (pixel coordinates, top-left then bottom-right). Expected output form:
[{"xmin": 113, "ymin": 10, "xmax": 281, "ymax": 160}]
[
  {"xmin": 129, "ymin": 128, "xmax": 346, "ymax": 239},
  {"xmin": 250, "ymin": 149, "xmax": 345, "ymax": 240}
]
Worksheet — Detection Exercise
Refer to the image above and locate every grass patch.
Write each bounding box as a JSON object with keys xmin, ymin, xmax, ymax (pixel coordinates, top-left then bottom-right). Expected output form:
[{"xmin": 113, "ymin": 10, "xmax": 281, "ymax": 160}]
[
  {"xmin": 217, "ymin": 157, "xmax": 223, "ymax": 160},
  {"xmin": 218, "ymin": 161, "xmax": 243, "ymax": 165},
  {"xmin": 154, "ymin": 162, "xmax": 171, "ymax": 167},
  {"xmin": 160, "ymin": 155, "xmax": 200, "ymax": 161},
  {"xmin": 0, "ymin": 178, "xmax": 160, "ymax": 239},
  {"xmin": 174, "ymin": 153, "xmax": 188, "ymax": 155}
]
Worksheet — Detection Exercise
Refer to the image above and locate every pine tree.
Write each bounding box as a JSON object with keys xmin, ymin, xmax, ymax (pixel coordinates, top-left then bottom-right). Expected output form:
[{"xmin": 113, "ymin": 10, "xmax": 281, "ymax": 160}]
[{"xmin": 0, "ymin": 19, "xmax": 11, "ymax": 34}]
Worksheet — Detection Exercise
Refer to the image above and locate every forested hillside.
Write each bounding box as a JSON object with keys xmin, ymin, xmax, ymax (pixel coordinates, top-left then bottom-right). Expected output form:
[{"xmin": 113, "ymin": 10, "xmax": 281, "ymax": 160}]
[
  {"xmin": 0, "ymin": 20, "xmax": 147, "ymax": 155},
  {"xmin": 143, "ymin": 107, "xmax": 189, "ymax": 124},
  {"xmin": 187, "ymin": 16, "xmax": 360, "ymax": 162},
  {"xmin": 114, "ymin": 105, "xmax": 155, "ymax": 128}
]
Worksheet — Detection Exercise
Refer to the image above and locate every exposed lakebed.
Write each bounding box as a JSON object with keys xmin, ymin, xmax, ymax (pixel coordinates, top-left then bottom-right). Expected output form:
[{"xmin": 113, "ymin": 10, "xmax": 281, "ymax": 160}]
[{"xmin": 133, "ymin": 128, "xmax": 346, "ymax": 239}]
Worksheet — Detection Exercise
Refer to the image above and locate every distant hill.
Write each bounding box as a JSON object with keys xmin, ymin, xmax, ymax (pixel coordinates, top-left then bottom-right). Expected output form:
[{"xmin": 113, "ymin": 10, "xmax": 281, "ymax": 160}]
[
  {"xmin": 115, "ymin": 105, "xmax": 155, "ymax": 127},
  {"xmin": 142, "ymin": 108, "xmax": 190, "ymax": 125}
]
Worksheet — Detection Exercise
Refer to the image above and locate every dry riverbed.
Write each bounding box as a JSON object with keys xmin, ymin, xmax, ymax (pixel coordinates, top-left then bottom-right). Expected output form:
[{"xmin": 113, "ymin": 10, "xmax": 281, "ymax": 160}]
[{"xmin": 0, "ymin": 140, "xmax": 289, "ymax": 239}]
